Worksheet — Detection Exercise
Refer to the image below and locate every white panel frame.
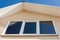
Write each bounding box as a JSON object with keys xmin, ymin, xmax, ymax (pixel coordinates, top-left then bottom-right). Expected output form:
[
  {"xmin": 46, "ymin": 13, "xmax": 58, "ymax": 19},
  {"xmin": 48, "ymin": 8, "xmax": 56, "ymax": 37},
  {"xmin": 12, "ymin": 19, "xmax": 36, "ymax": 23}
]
[
  {"xmin": 39, "ymin": 20, "xmax": 58, "ymax": 36},
  {"xmin": 19, "ymin": 21, "xmax": 37, "ymax": 35},
  {"xmin": 1, "ymin": 20, "xmax": 58, "ymax": 37}
]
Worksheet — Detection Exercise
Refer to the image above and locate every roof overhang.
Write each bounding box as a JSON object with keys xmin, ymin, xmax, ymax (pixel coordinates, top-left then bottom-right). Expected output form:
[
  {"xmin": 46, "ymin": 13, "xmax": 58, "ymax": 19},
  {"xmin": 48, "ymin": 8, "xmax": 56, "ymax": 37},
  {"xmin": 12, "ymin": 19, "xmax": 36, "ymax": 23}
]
[
  {"xmin": 0, "ymin": 2, "xmax": 60, "ymax": 19},
  {"xmin": 0, "ymin": 2, "xmax": 23, "ymax": 19},
  {"xmin": 24, "ymin": 2, "xmax": 60, "ymax": 17}
]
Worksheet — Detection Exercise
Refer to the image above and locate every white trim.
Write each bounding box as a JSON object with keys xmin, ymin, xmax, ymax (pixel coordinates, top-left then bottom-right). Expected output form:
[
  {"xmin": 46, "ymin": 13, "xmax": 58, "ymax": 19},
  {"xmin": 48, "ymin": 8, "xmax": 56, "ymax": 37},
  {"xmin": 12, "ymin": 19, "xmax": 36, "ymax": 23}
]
[
  {"xmin": 39, "ymin": 20, "xmax": 58, "ymax": 35},
  {"xmin": 2, "ymin": 21, "xmax": 11, "ymax": 35},
  {"xmin": 1, "ymin": 2, "xmax": 60, "ymax": 18},
  {"xmin": 36, "ymin": 21, "xmax": 40, "ymax": 34},
  {"xmin": 25, "ymin": 2, "xmax": 60, "ymax": 8},
  {"xmin": 1, "ymin": 34, "xmax": 57, "ymax": 37},
  {"xmin": 52, "ymin": 20, "xmax": 58, "ymax": 35},
  {"xmin": 20, "ymin": 21, "xmax": 25, "ymax": 34},
  {"xmin": 1, "ymin": 2, "xmax": 23, "ymax": 10},
  {"xmin": 0, "ymin": 2, "xmax": 23, "ymax": 19}
]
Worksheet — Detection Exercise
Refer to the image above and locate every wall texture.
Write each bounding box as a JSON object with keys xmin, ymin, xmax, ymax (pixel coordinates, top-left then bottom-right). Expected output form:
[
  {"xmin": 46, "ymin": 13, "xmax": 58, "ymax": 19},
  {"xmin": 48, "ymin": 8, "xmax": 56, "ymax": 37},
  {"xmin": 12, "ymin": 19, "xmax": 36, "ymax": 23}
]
[{"xmin": 0, "ymin": 11, "xmax": 60, "ymax": 40}]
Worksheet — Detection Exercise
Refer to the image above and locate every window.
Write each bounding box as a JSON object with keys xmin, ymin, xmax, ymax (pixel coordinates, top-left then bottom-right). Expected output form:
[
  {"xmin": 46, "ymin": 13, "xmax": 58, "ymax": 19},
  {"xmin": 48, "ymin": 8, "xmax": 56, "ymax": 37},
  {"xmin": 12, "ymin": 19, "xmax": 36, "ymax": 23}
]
[
  {"xmin": 40, "ymin": 21, "xmax": 56, "ymax": 34},
  {"xmin": 23, "ymin": 22, "xmax": 36, "ymax": 34},
  {"xmin": 5, "ymin": 21, "xmax": 22, "ymax": 34},
  {"xmin": 2, "ymin": 21, "xmax": 57, "ymax": 37}
]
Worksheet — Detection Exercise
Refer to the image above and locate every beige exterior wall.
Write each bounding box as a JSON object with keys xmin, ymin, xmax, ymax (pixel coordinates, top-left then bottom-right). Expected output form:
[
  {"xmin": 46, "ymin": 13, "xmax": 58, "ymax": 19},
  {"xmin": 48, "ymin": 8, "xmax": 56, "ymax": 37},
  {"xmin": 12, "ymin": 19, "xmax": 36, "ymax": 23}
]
[{"xmin": 0, "ymin": 11, "xmax": 60, "ymax": 40}]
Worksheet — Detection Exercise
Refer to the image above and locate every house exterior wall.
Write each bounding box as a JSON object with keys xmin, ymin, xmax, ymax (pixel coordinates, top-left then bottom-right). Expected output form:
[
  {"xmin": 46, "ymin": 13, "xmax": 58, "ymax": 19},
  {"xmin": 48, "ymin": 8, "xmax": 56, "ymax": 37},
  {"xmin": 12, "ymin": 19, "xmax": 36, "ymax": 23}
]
[{"xmin": 0, "ymin": 11, "xmax": 60, "ymax": 40}]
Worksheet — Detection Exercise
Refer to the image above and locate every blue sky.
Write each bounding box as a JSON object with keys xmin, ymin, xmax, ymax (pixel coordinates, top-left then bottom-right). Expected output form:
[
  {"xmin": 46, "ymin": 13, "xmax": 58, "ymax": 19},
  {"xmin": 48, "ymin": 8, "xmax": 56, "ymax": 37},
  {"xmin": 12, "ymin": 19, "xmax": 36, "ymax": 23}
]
[
  {"xmin": 0, "ymin": 0, "xmax": 60, "ymax": 8},
  {"xmin": 26, "ymin": 0, "xmax": 60, "ymax": 7},
  {"xmin": 0, "ymin": 0, "xmax": 22, "ymax": 8}
]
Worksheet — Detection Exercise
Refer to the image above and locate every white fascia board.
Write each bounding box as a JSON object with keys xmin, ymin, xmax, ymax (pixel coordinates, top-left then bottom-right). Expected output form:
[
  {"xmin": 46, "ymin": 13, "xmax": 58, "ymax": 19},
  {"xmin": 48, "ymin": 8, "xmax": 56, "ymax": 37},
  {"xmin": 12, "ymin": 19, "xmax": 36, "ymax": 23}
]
[
  {"xmin": 0, "ymin": 2, "xmax": 23, "ymax": 19},
  {"xmin": 24, "ymin": 2, "xmax": 60, "ymax": 17},
  {"xmin": 0, "ymin": 2, "xmax": 60, "ymax": 18}
]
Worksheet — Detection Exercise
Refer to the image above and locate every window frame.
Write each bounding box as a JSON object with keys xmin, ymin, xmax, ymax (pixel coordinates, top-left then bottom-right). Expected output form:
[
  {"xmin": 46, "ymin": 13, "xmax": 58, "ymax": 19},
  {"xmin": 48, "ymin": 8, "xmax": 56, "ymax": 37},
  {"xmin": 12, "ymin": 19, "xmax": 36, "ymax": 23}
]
[
  {"xmin": 2, "ymin": 21, "xmax": 24, "ymax": 36},
  {"xmin": 39, "ymin": 20, "xmax": 58, "ymax": 36},
  {"xmin": 1, "ymin": 20, "xmax": 58, "ymax": 37}
]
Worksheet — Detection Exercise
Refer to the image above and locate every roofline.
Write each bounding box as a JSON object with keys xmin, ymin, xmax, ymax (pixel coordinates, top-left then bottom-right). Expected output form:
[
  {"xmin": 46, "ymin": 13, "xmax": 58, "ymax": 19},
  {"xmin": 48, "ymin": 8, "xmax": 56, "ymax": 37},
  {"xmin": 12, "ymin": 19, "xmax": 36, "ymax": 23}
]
[
  {"xmin": 0, "ymin": 2, "xmax": 60, "ymax": 19},
  {"xmin": 24, "ymin": 2, "xmax": 60, "ymax": 17},
  {"xmin": 0, "ymin": 2, "xmax": 23, "ymax": 19}
]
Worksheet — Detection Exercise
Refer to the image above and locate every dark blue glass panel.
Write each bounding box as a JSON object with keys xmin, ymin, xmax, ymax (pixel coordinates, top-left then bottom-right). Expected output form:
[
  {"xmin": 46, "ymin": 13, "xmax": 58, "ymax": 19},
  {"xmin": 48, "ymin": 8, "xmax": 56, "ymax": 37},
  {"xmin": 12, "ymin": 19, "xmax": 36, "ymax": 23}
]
[
  {"xmin": 0, "ymin": 0, "xmax": 22, "ymax": 8},
  {"xmin": 40, "ymin": 21, "xmax": 56, "ymax": 34},
  {"xmin": 23, "ymin": 22, "xmax": 36, "ymax": 34},
  {"xmin": 5, "ymin": 21, "xmax": 22, "ymax": 34},
  {"xmin": 25, "ymin": 0, "xmax": 60, "ymax": 7}
]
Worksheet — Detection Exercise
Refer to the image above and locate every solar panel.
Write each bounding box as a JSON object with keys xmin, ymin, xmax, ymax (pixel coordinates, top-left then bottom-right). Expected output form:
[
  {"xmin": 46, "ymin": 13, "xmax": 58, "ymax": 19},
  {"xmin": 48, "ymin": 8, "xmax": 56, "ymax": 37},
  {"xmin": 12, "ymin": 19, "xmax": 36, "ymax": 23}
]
[
  {"xmin": 5, "ymin": 21, "xmax": 22, "ymax": 34},
  {"xmin": 23, "ymin": 22, "xmax": 36, "ymax": 34},
  {"xmin": 40, "ymin": 21, "xmax": 56, "ymax": 34}
]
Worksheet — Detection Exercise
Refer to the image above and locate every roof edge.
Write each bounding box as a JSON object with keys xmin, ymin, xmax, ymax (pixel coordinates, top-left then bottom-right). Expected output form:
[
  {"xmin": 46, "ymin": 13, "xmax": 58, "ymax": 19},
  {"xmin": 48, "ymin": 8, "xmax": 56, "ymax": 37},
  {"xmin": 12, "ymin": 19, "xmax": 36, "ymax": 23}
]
[
  {"xmin": 24, "ymin": 2, "xmax": 60, "ymax": 17},
  {"xmin": 0, "ymin": 2, "xmax": 23, "ymax": 19}
]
